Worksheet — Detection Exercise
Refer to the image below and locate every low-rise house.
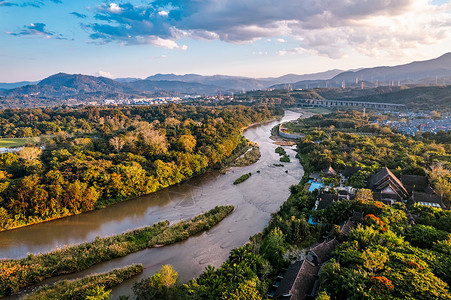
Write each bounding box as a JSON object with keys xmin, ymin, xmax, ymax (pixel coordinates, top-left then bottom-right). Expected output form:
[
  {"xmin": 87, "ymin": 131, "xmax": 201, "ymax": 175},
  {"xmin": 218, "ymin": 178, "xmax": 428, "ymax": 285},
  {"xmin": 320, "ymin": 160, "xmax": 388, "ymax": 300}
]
[
  {"xmin": 315, "ymin": 193, "xmax": 339, "ymax": 210},
  {"xmin": 400, "ymin": 174, "xmax": 429, "ymax": 194},
  {"xmin": 271, "ymin": 260, "xmax": 319, "ymax": 300},
  {"xmin": 408, "ymin": 191, "xmax": 446, "ymax": 209}
]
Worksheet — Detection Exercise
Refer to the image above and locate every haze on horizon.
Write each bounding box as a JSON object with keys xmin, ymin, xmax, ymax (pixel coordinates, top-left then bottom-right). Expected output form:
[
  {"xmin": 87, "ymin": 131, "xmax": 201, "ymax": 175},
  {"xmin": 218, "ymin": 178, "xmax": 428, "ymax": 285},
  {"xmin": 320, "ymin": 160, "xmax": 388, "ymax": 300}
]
[{"xmin": 1, "ymin": 0, "xmax": 451, "ymax": 82}]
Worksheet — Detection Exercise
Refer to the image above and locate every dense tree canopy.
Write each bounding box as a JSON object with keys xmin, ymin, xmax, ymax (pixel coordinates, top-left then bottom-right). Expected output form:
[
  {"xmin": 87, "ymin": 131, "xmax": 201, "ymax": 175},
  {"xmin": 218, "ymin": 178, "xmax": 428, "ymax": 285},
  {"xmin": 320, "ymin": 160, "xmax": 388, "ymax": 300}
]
[{"xmin": 0, "ymin": 104, "xmax": 281, "ymax": 229}]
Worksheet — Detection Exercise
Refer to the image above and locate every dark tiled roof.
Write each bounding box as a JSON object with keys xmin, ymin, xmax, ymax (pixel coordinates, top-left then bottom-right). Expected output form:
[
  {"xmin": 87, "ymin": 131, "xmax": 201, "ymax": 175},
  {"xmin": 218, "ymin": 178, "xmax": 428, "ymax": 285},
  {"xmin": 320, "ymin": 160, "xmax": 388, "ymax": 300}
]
[
  {"xmin": 317, "ymin": 199, "xmax": 334, "ymax": 210},
  {"xmin": 340, "ymin": 219, "xmax": 357, "ymax": 236},
  {"xmin": 401, "ymin": 175, "xmax": 428, "ymax": 194},
  {"xmin": 273, "ymin": 260, "xmax": 303, "ymax": 299},
  {"xmin": 289, "ymin": 260, "xmax": 320, "ymax": 300},
  {"xmin": 409, "ymin": 191, "xmax": 446, "ymax": 209},
  {"xmin": 368, "ymin": 167, "xmax": 409, "ymax": 200},
  {"xmin": 424, "ymin": 185, "xmax": 436, "ymax": 194},
  {"xmin": 310, "ymin": 239, "xmax": 339, "ymax": 265},
  {"xmin": 317, "ymin": 193, "xmax": 339, "ymax": 210},
  {"xmin": 273, "ymin": 260, "xmax": 319, "ymax": 300},
  {"xmin": 342, "ymin": 166, "xmax": 361, "ymax": 178}
]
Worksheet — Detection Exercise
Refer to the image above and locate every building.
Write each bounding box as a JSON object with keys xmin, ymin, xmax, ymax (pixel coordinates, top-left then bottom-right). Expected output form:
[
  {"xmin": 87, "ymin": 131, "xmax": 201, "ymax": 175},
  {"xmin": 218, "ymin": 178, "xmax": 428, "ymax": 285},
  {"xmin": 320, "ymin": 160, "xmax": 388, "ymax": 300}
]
[
  {"xmin": 408, "ymin": 191, "xmax": 446, "ymax": 209},
  {"xmin": 400, "ymin": 175, "xmax": 429, "ymax": 194},
  {"xmin": 315, "ymin": 193, "xmax": 339, "ymax": 210},
  {"xmin": 322, "ymin": 166, "xmax": 337, "ymax": 177},
  {"xmin": 269, "ymin": 239, "xmax": 339, "ymax": 300},
  {"xmin": 368, "ymin": 167, "xmax": 409, "ymax": 204}
]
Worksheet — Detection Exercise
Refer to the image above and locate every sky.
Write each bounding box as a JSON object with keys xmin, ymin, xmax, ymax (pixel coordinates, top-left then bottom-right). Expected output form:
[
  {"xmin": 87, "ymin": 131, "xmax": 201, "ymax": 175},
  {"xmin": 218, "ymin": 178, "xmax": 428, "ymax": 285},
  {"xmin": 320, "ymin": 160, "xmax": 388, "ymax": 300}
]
[{"xmin": 1, "ymin": 0, "xmax": 451, "ymax": 82}]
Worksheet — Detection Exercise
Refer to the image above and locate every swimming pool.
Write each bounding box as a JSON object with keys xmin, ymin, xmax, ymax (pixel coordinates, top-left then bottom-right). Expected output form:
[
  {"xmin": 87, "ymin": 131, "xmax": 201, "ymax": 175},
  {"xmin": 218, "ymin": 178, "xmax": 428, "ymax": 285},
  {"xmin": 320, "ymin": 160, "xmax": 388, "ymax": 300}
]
[{"xmin": 309, "ymin": 182, "xmax": 324, "ymax": 192}]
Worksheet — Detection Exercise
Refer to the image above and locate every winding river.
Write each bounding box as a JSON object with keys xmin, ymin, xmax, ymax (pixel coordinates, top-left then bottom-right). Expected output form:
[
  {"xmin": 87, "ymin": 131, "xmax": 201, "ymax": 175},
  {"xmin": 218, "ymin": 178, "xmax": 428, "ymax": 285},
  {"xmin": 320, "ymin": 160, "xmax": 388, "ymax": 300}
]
[{"xmin": 0, "ymin": 110, "xmax": 305, "ymax": 299}]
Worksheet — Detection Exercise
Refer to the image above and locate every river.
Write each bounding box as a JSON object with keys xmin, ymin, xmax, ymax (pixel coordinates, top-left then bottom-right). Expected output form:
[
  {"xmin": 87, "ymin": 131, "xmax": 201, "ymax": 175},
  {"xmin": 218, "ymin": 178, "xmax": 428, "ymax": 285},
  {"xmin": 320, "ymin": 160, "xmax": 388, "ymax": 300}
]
[{"xmin": 0, "ymin": 110, "xmax": 304, "ymax": 299}]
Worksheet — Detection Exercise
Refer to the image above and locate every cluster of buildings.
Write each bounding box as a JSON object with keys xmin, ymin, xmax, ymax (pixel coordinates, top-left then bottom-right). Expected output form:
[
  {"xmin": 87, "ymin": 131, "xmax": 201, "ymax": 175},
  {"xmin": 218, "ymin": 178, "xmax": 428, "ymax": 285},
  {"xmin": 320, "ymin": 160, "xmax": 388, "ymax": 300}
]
[
  {"xmin": 311, "ymin": 166, "xmax": 446, "ymax": 211},
  {"xmin": 100, "ymin": 94, "xmax": 238, "ymax": 106},
  {"xmin": 268, "ymin": 166, "xmax": 446, "ymax": 300},
  {"xmin": 374, "ymin": 112, "xmax": 451, "ymax": 135},
  {"xmin": 103, "ymin": 96, "xmax": 195, "ymax": 106}
]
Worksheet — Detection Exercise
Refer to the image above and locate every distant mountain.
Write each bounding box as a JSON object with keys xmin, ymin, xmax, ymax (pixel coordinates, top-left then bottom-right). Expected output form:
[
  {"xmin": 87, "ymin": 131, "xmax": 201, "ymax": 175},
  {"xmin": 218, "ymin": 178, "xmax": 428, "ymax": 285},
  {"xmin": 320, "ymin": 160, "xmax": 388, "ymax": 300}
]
[
  {"xmin": 268, "ymin": 53, "xmax": 451, "ymax": 90},
  {"xmin": 332, "ymin": 52, "xmax": 451, "ymax": 84},
  {"xmin": 144, "ymin": 70, "xmax": 344, "ymax": 91},
  {"xmin": 145, "ymin": 74, "xmax": 265, "ymax": 91},
  {"xmin": 127, "ymin": 80, "xmax": 222, "ymax": 94},
  {"xmin": 115, "ymin": 77, "xmax": 143, "ymax": 83},
  {"xmin": 38, "ymin": 73, "xmax": 129, "ymax": 93},
  {"xmin": 2, "ymin": 73, "xmax": 133, "ymax": 98},
  {"xmin": 0, "ymin": 81, "xmax": 39, "ymax": 90},
  {"xmin": 261, "ymin": 70, "xmax": 344, "ymax": 85}
]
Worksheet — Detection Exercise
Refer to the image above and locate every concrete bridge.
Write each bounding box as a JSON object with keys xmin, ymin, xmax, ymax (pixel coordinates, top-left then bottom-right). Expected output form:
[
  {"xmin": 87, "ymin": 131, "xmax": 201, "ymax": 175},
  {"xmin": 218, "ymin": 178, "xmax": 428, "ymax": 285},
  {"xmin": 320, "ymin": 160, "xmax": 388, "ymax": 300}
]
[{"xmin": 297, "ymin": 99, "xmax": 406, "ymax": 109}]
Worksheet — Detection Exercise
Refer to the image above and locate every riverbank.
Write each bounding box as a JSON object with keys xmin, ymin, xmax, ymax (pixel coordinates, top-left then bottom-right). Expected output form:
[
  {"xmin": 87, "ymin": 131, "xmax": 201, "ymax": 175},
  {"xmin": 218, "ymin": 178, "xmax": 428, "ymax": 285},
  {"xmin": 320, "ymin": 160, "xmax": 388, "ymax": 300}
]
[
  {"xmin": 0, "ymin": 113, "xmax": 280, "ymax": 233},
  {"xmin": 0, "ymin": 110, "xmax": 304, "ymax": 300},
  {"xmin": 25, "ymin": 265, "xmax": 143, "ymax": 300},
  {"xmin": 0, "ymin": 206, "xmax": 233, "ymax": 296}
]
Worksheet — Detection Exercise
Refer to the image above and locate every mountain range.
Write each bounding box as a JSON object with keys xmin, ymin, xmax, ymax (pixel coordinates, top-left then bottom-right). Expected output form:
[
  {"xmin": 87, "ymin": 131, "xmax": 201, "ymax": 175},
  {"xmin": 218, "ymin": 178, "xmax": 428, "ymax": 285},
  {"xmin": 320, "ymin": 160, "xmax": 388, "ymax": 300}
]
[
  {"xmin": 1, "ymin": 52, "xmax": 450, "ymax": 107},
  {"xmin": 271, "ymin": 52, "xmax": 451, "ymax": 89}
]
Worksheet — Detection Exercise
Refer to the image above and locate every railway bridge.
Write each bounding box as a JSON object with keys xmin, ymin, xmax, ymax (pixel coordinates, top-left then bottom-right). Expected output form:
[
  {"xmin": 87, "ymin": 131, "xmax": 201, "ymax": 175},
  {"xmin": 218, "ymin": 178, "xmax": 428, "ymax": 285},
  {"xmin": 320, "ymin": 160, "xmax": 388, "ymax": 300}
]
[{"xmin": 297, "ymin": 99, "xmax": 405, "ymax": 109}]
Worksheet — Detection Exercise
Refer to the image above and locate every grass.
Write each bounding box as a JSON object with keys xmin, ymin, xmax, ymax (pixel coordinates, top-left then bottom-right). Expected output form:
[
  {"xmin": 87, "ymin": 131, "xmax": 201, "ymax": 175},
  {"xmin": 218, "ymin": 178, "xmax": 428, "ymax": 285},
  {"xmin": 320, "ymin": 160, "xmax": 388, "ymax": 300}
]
[
  {"xmin": 0, "ymin": 138, "xmax": 32, "ymax": 148},
  {"xmin": 231, "ymin": 145, "xmax": 261, "ymax": 167},
  {"xmin": 24, "ymin": 265, "xmax": 143, "ymax": 300},
  {"xmin": 0, "ymin": 205, "xmax": 234, "ymax": 296}
]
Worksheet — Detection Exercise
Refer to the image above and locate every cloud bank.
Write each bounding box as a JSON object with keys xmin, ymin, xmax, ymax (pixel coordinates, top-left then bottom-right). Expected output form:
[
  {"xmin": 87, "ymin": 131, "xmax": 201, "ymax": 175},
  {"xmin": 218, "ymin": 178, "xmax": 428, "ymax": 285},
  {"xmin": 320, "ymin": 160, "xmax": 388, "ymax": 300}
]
[{"xmin": 80, "ymin": 0, "xmax": 451, "ymax": 57}]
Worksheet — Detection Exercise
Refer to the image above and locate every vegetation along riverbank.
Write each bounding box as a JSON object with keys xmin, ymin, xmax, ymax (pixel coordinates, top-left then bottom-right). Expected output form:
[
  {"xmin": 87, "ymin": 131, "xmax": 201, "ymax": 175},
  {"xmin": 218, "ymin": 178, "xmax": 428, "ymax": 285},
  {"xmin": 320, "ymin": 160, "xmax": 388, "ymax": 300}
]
[
  {"xmin": 0, "ymin": 104, "xmax": 281, "ymax": 231},
  {"xmin": 126, "ymin": 108, "xmax": 451, "ymax": 299},
  {"xmin": 0, "ymin": 205, "xmax": 234, "ymax": 296},
  {"xmin": 24, "ymin": 265, "xmax": 143, "ymax": 300}
]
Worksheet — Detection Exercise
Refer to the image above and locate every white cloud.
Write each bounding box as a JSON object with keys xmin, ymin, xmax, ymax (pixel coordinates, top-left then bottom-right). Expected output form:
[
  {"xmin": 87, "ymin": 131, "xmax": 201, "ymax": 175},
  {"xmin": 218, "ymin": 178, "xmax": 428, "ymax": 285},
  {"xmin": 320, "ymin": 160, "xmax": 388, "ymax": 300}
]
[
  {"xmin": 88, "ymin": 0, "xmax": 451, "ymax": 59},
  {"xmin": 108, "ymin": 3, "xmax": 122, "ymax": 14},
  {"xmin": 150, "ymin": 37, "xmax": 179, "ymax": 49},
  {"xmin": 96, "ymin": 70, "xmax": 112, "ymax": 78}
]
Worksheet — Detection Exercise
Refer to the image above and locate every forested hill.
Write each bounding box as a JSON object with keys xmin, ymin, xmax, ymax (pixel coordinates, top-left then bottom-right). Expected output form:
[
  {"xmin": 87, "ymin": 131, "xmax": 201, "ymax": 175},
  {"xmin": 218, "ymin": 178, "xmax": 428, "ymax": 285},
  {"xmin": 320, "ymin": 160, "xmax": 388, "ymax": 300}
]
[
  {"xmin": 0, "ymin": 104, "xmax": 282, "ymax": 230},
  {"xmin": 333, "ymin": 85, "xmax": 451, "ymax": 109}
]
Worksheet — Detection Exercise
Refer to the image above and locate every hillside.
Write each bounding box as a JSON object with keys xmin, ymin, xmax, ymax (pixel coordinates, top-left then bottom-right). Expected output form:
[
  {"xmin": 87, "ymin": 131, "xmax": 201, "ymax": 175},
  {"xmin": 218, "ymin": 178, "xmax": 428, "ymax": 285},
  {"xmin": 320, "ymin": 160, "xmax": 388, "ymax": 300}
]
[
  {"xmin": 332, "ymin": 52, "xmax": 451, "ymax": 84},
  {"xmin": 127, "ymin": 80, "xmax": 222, "ymax": 94}
]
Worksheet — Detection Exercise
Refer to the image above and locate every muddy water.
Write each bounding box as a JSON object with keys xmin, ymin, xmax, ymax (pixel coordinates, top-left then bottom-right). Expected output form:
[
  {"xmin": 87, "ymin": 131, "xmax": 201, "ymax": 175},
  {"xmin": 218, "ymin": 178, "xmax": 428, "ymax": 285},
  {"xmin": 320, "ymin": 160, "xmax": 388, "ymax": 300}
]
[{"xmin": 0, "ymin": 110, "xmax": 304, "ymax": 299}]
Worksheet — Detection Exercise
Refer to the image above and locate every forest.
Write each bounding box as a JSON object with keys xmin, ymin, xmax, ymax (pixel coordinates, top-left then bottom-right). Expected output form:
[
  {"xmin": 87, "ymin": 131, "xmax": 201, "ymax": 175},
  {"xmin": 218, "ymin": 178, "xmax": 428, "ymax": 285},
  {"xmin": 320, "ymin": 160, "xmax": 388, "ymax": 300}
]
[
  {"xmin": 295, "ymin": 111, "xmax": 451, "ymax": 206},
  {"xmin": 0, "ymin": 104, "xmax": 282, "ymax": 230},
  {"xmin": 122, "ymin": 110, "xmax": 451, "ymax": 300}
]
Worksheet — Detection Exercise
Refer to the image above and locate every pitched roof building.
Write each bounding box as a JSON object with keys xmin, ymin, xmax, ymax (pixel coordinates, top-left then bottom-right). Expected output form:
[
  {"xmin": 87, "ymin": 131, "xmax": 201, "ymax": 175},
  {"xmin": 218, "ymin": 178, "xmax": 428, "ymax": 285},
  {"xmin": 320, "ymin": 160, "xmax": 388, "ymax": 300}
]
[
  {"xmin": 400, "ymin": 174, "xmax": 429, "ymax": 194},
  {"xmin": 315, "ymin": 193, "xmax": 339, "ymax": 210},
  {"xmin": 368, "ymin": 167, "xmax": 409, "ymax": 202},
  {"xmin": 322, "ymin": 166, "xmax": 337, "ymax": 177},
  {"xmin": 408, "ymin": 191, "xmax": 446, "ymax": 209},
  {"xmin": 271, "ymin": 260, "xmax": 319, "ymax": 300}
]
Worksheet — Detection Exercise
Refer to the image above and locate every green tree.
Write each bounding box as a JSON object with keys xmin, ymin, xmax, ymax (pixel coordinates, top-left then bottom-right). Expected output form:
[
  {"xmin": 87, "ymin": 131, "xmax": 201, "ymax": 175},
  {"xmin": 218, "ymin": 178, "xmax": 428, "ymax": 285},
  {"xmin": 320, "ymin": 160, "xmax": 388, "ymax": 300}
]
[{"xmin": 86, "ymin": 285, "xmax": 111, "ymax": 300}]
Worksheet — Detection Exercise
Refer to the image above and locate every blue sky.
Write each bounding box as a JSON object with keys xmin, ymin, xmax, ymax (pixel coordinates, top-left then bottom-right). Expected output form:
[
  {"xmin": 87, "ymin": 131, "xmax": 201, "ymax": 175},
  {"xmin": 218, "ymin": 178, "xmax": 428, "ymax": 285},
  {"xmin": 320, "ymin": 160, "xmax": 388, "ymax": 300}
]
[{"xmin": 1, "ymin": 0, "xmax": 451, "ymax": 82}]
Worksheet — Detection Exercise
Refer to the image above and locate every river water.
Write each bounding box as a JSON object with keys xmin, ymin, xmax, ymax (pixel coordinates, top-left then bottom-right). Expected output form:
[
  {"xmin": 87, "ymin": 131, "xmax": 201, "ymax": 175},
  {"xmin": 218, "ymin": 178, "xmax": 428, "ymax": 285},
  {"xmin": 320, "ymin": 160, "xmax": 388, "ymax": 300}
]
[{"xmin": 0, "ymin": 110, "xmax": 304, "ymax": 299}]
